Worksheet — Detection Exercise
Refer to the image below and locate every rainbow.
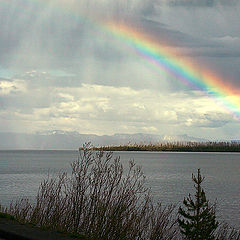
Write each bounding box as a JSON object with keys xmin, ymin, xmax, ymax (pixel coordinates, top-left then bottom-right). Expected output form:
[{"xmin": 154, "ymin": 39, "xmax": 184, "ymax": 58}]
[
  {"xmin": 7, "ymin": 0, "xmax": 240, "ymax": 119},
  {"xmin": 102, "ymin": 21, "xmax": 240, "ymax": 120}
]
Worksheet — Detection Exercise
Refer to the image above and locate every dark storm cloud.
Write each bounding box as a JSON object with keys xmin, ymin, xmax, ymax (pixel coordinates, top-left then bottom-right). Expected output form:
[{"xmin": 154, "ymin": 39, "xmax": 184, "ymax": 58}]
[{"xmin": 139, "ymin": 18, "xmax": 221, "ymax": 48}]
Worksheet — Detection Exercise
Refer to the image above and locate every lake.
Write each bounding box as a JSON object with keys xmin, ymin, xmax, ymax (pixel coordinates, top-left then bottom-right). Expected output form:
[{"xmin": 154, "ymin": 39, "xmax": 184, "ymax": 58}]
[{"xmin": 0, "ymin": 150, "xmax": 239, "ymax": 227}]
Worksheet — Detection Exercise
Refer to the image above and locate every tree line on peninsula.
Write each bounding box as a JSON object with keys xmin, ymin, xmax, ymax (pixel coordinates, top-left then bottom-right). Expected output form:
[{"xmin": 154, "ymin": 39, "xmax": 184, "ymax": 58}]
[{"xmin": 89, "ymin": 141, "xmax": 240, "ymax": 152}]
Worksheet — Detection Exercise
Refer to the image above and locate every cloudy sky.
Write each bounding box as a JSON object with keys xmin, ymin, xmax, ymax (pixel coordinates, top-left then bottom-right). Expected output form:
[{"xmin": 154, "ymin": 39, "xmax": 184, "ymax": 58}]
[{"xmin": 0, "ymin": 0, "xmax": 240, "ymax": 140}]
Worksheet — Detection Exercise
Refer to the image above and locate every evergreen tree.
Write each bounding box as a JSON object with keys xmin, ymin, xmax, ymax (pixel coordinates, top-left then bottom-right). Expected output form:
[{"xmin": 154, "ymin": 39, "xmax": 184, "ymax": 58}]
[{"xmin": 178, "ymin": 169, "xmax": 219, "ymax": 240}]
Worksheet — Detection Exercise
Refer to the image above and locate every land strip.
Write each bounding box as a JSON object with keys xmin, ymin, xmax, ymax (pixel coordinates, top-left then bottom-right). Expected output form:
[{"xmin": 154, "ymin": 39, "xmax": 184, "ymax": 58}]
[
  {"xmin": 90, "ymin": 141, "xmax": 240, "ymax": 152},
  {"xmin": 0, "ymin": 218, "xmax": 81, "ymax": 240}
]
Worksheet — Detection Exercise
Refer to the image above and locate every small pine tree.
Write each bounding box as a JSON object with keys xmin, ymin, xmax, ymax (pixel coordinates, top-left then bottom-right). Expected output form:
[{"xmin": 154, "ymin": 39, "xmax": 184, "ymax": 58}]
[{"xmin": 178, "ymin": 169, "xmax": 218, "ymax": 240}]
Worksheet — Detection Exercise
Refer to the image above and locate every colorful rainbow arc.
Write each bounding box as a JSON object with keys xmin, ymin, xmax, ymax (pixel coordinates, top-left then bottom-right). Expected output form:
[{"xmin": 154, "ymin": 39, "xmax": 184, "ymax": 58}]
[
  {"xmin": 6, "ymin": 0, "xmax": 240, "ymax": 120},
  {"xmin": 103, "ymin": 21, "xmax": 240, "ymax": 120}
]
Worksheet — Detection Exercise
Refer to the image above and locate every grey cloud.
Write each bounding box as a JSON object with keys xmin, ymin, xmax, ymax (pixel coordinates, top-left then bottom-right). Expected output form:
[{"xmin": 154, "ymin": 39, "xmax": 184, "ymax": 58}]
[
  {"xmin": 181, "ymin": 48, "xmax": 240, "ymax": 58},
  {"xmin": 0, "ymin": 2, "xmax": 89, "ymax": 68},
  {"xmin": 197, "ymin": 115, "xmax": 229, "ymax": 128},
  {"xmin": 14, "ymin": 72, "xmax": 83, "ymax": 88},
  {"xmin": 177, "ymin": 112, "xmax": 231, "ymax": 128},
  {"xmin": 167, "ymin": 0, "xmax": 237, "ymax": 7},
  {"xmin": 198, "ymin": 51, "xmax": 240, "ymax": 58},
  {"xmin": 1, "ymin": 0, "xmax": 217, "ymax": 71},
  {"xmin": 0, "ymin": 94, "xmax": 50, "ymax": 110},
  {"xmin": 168, "ymin": 0, "xmax": 214, "ymax": 7},
  {"xmin": 139, "ymin": 18, "xmax": 216, "ymax": 48},
  {"xmin": 0, "ymin": 2, "xmax": 40, "ymax": 63},
  {"xmin": 141, "ymin": 17, "xmax": 238, "ymax": 62},
  {"xmin": 1, "ymin": 0, "xmax": 237, "ymax": 75},
  {"xmin": 71, "ymin": 0, "xmax": 157, "ymax": 19}
]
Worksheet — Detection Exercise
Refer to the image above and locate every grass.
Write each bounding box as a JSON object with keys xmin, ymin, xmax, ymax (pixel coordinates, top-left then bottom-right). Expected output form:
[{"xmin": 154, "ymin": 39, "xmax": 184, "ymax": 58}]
[{"xmin": 1, "ymin": 143, "xmax": 240, "ymax": 239}]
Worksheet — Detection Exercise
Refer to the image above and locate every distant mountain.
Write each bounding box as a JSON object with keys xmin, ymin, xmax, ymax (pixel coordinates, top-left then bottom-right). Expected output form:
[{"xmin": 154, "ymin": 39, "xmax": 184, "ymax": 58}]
[
  {"xmin": 162, "ymin": 134, "xmax": 207, "ymax": 142},
  {"xmin": 111, "ymin": 133, "xmax": 207, "ymax": 143},
  {"xmin": 0, "ymin": 131, "xmax": 208, "ymax": 150}
]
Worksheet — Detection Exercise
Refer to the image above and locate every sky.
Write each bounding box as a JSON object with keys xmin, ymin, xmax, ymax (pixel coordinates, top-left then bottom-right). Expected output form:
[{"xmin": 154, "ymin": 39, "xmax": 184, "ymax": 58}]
[{"xmin": 0, "ymin": 0, "xmax": 240, "ymax": 140}]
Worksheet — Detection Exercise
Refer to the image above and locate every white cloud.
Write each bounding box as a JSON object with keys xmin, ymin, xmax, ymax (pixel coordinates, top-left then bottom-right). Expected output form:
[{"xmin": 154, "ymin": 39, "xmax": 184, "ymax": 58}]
[
  {"xmin": 58, "ymin": 93, "xmax": 74, "ymax": 101},
  {"xmin": 0, "ymin": 80, "xmax": 26, "ymax": 95},
  {"xmin": 7, "ymin": 84, "xmax": 229, "ymax": 133},
  {"xmin": 0, "ymin": 80, "xmax": 238, "ymax": 137}
]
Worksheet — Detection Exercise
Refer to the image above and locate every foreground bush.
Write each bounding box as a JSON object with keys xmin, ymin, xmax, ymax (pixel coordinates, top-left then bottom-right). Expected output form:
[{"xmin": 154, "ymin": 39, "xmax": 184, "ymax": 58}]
[{"xmin": 5, "ymin": 143, "xmax": 178, "ymax": 240}]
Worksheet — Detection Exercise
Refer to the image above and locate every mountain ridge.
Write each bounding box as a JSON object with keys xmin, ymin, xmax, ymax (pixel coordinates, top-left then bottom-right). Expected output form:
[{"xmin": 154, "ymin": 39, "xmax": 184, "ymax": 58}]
[{"xmin": 0, "ymin": 131, "xmax": 209, "ymax": 150}]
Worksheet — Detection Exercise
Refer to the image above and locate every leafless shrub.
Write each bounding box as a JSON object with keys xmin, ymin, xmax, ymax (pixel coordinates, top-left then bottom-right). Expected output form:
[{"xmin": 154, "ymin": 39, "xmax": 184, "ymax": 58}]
[
  {"xmin": 6, "ymin": 143, "xmax": 178, "ymax": 240},
  {"xmin": 215, "ymin": 223, "xmax": 240, "ymax": 240}
]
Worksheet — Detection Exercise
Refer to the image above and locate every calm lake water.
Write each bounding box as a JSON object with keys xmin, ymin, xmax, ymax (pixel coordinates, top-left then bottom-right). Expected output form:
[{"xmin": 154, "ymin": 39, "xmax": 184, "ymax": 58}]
[{"xmin": 0, "ymin": 150, "xmax": 239, "ymax": 227}]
